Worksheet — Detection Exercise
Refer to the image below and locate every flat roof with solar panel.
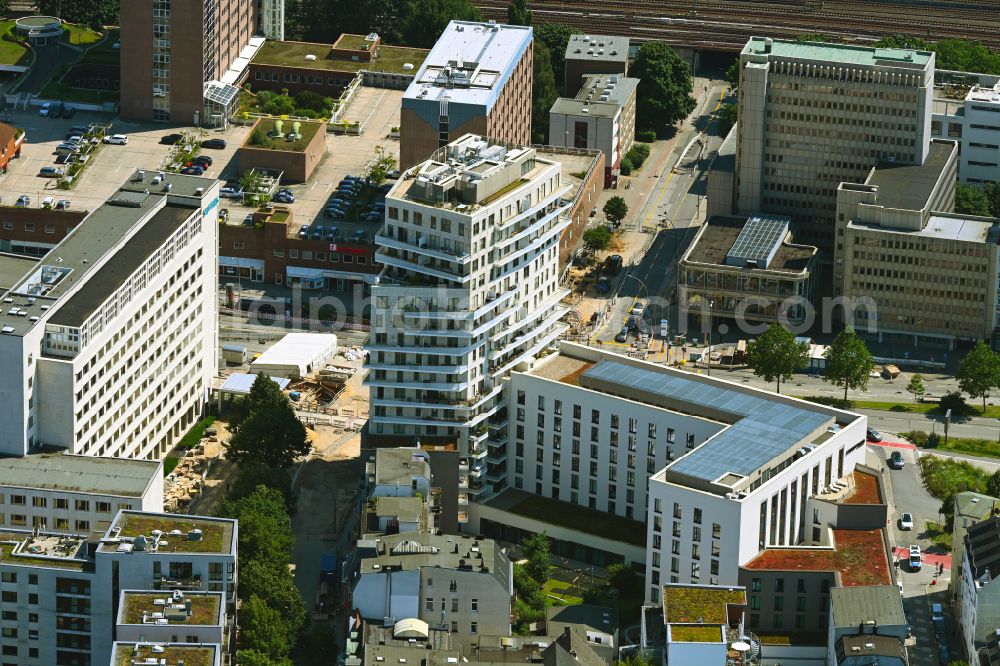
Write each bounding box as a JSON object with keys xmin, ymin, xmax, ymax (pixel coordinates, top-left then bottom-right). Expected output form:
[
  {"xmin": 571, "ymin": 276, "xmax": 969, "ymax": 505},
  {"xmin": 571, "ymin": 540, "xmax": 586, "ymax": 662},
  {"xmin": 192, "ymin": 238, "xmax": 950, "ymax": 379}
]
[
  {"xmin": 725, "ymin": 214, "xmax": 791, "ymax": 269},
  {"xmin": 525, "ymin": 343, "xmax": 861, "ymax": 495}
]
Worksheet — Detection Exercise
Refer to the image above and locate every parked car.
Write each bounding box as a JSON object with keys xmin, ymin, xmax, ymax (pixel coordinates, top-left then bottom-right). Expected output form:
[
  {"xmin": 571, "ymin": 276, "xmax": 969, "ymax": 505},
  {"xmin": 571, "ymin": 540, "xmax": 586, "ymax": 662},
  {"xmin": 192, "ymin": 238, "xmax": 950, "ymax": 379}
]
[
  {"xmin": 273, "ymin": 193, "xmax": 294, "ymax": 204},
  {"xmin": 377, "ymin": 183, "xmax": 393, "ymax": 194},
  {"xmin": 614, "ymin": 326, "xmax": 629, "ymax": 343},
  {"xmin": 180, "ymin": 165, "xmax": 204, "ymax": 175},
  {"xmin": 353, "ymin": 230, "xmax": 367, "ymax": 241},
  {"xmin": 311, "ymin": 226, "xmax": 324, "ymax": 240},
  {"xmin": 243, "ymin": 213, "xmax": 254, "ymax": 226},
  {"xmin": 192, "ymin": 155, "xmax": 213, "ymax": 167},
  {"xmin": 888, "ymin": 451, "xmax": 904, "ymax": 470},
  {"xmin": 219, "ymin": 187, "xmax": 242, "ymax": 199},
  {"xmin": 277, "ymin": 187, "xmax": 293, "ymax": 196},
  {"xmin": 104, "ymin": 134, "xmax": 129, "ymax": 145},
  {"xmin": 38, "ymin": 102, "xmax": 52, "ymax": 116},
  {"xmin": 867, "ymin": 428, "xmax": 883, "ymax": 442},
  {"xmin": 325, "ymin": 227, "xmax": 338, "ymax": 241},
  {"xmin": 201, "ymin": 138, "xmax": 227, "ymax": 149},
  {"xmin": 938, "ymin": 642, "xmax": 949, "ymax": 665},
  {"xmin": 605, "ymin": 254, "xmax": 623, "ymax": 275},
  {"xmin": 908, "ymin": 545, "xmax": 921, "ymax": 570},
  {"xmin": 364, "ymin": 211, "xmax": 381, "ymax": 222},
  {"xmin": 61, "ymin": 106, "xmax": 76, "ymax": 119},
  {"xmin": 931, "ymin": 603, "xmax": 944, "ymax": 623},
  {"xmin": 161, "ymin": 133, "xmax": 184, "ymax": 145},
  {"xmin": 386, "ymin": 169, "xmax": 401, "ymax": 179},
  {"xmin": 39, "ymin": 166, "xmax": 64, "ymax": 178},
  {"xmin": 55, "ymin": 199, "xmax": 71, "ymax": 210},
  {"xmin": 15, "ymin": 195, "xmax": 30, "ymax": 207},
  {"xmin": 69, "ymin": 125, "xmax": 90, "ymax": 135},
  {"xmin": 899, "ymin": 513, "xmax": 913, "ymax": 530},
  {"xmin": 297, "ymin": 225, "xmax": 309, "ymax": 239},
  {"xmin": 42, "ymin": 197, "xmax": 54, "ymax": 208},
  {"xmin": 65, "ymin": 132, "xmax": 83, "ymax": 142},
  {"xmin": 325, "ymin": 208, "xmax": 345, "ymax": 219},
  {"xmin": 596, "ymin": 276, "xmax": 610, "ymax": 293},
  {"xmin": 217, "ymin": 209, "xmax": 230, "ymax": 223}
]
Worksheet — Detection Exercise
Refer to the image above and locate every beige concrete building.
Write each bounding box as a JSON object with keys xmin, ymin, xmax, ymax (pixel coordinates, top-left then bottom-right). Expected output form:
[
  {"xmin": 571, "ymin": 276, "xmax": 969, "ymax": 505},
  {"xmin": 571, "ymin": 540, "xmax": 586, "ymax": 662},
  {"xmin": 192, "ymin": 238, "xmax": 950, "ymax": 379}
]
[
  {"xmin": 121, "ymin": 0, "xmax": 264, "ymax": 123},
  {"xmin": 679, "ymin": 214, "xmax": 818, "ymax": 326},
  {"xmin": 835, "ymin": 140, "xmax": 1000, "ymax": 346},
  {"xmin": 399, "ymin": 21, "xmax": 533, "ymax": 169},
  {"xmin": 730, "ymin": 37, "xmax": 935, "ymax": 254},
  {"xmin": 563, "ymin": 34, "xmax": 629, "ymax": 97},
  {"xmin": 548, "ymin": 74, "xmax": 638, "ymax": 187}
]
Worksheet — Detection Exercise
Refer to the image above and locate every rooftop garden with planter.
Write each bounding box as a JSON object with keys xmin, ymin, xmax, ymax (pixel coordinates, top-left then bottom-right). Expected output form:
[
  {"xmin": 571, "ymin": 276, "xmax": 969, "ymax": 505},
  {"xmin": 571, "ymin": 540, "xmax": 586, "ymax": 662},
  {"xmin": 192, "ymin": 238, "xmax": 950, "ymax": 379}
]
[
  {"xmin": 244, "ymin": 118, "xmax": 322, "ymax": 152},
  {"xmin": 669, "ymin": 625, "xmax": 724, "ymax": 643},
  {"xmin": 743, "ymin": 529, "xmax": 890, "ymax": 586},
  {"xmin": 252, "ymin": 39, "xmax": 427, "ymax": 74},
  {"xmin": 841, "ymin": 469, "xmax": 881, "ymax": 505}
]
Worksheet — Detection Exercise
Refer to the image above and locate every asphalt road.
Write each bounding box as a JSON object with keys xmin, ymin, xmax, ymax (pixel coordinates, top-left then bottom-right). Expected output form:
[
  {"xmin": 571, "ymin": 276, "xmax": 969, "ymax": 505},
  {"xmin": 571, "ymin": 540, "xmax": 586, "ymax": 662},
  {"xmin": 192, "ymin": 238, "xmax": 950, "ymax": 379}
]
[
  {"xmin": 878, "ymin": 443, "xmax": 963, "ymax": 666},
  {"xmin": 596, "ymin": 82, "xmax": 729, "ymax": 343}
]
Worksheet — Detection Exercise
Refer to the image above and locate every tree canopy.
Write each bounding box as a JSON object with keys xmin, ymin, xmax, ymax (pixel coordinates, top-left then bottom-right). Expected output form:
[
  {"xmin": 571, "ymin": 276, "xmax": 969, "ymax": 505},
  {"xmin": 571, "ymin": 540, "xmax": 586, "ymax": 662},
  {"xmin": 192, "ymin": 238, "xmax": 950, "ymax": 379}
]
[
  {"xmin": 582, "ymin": 226, "xmax": 612, "ymax": 253},
  {"xmin": 38, "ymin": 0, "xmax": 118, "ymax": 27},
  {"xmin": 906, "ymin": 374, "xmax": 926, "ymax": 403},
  {"xmin": 746, "ymin": 324, "xmax": 809, "ymax": 394},
  {"xmin": 603, "ymin": 196, "xmax": 629, "ymax": 225},
  {"xmin": 957, "ymin": 341, "xmax": 1000, "ymax": 412},
  {"xmin": 934, "ymin": 39, "xmax": 1000, "ymax": 75},
  {"xmin": 240, "ymin": 596, "xmax": 293, "ymax": 660},
  {"xmin": 824, "ymin": 328, "xmax": 875, "ymax": 403},
  {"xmin": 217, "ymin": 485, "xmax": 295, "ymax": 568},
  {"xmin": 366, "ymin": 146, "xmax": 397, "ymax": 186},
  {"xmin": 225, "ymin": 374, "xmax": 310, "ymax": 469},
  {"xmin": 507, "ymin": 0, "xmax": 532, "ymax": 26},
  {"xmin": 956, "ymin": 182, "xmax": 992, "ymax": 217},
  {"xmin": 532, "ymin": 42, "xmax": 558, "ymax": 144},
  {"xmin": 535, "ymin": 23, "xmax": 581, "ymax": 94},
  {"xmin": 630, "ymin": 42, "xmax": 697, "ymax": 135},
  {"xmin": 235, "ymin": 649, "xmax": 294, "ymax": 666},
  {"xmin": 724, "ymin": 59, "xmax": 740, "ymax": 89},
  {"xmin": 400, "ymin": 0, "xmax": 483, "ymax": 48},
  {"xmin": 983, "ymin": 182, "xmax": 1000, "ymax": 218},
  {"xmin": 717, "ymin": 103, "xmax": 738, "ymax": 136},
  {"xmin": 521, "ymin": 532, "xmax": 551, "ymax": 583}
]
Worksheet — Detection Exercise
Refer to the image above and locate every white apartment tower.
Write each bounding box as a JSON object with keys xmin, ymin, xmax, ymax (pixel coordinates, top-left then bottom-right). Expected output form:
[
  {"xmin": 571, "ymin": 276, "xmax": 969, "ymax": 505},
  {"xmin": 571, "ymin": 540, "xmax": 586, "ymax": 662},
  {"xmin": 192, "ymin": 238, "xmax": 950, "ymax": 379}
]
[
  {"xmin": 734, "ymin": 37, "xmax": 934, "ymax": 253},
  {"xmin": 0, "ymin": 171, "xmax": 219, "ymax": 460},
  {"xmin": 367, "ymin": 134, "xmax": 570, "ymax": 495}
]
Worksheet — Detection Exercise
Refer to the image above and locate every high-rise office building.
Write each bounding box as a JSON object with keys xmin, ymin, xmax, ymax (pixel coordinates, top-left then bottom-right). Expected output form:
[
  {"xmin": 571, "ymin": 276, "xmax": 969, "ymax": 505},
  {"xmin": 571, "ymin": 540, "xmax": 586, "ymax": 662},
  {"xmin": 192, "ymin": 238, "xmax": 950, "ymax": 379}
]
[
  {"xmin": 730, "ymin": 37, "xmax": 935, "ymax": 254},
  {"xmin": 0, "ymin": 171, "xmax": 219, "ymax": 460},
  {"xmin": 399, "ymin": 21, "xmax": 533, "ymax": 168},
  {"xmin": 366, "ymin": 135, "xmax": 570, "ymax": 492},
  {"xmin": 121, "ymin": 0, "xmax": 272, "ymax": 123}
]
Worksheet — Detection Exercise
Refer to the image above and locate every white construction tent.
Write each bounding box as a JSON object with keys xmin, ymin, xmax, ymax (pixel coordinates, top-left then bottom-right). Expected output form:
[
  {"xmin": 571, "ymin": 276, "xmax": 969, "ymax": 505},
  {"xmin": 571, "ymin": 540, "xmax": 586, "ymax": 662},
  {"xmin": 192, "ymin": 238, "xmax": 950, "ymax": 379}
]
[{"xmin": 250, "ymin": 332, "xmax": 338, "ymax": 378}]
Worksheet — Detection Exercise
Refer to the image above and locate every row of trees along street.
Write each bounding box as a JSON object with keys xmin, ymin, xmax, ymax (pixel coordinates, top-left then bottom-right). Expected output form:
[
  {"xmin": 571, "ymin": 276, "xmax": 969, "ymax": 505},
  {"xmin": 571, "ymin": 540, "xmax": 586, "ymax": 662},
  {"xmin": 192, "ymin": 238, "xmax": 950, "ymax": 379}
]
[
  {"xmin": 216, "ymin": 374, "xmax": 332, "ymax": 666},
  {"xmin": 744, "ymin": 324, "xmax": 1000, "ymax": 416}
]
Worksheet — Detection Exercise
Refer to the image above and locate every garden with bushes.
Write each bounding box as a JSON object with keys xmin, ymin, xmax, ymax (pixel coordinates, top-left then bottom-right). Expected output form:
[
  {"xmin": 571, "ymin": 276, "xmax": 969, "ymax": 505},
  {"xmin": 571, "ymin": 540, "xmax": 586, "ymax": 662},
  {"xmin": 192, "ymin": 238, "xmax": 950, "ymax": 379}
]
[
  {"xmin": 242, "ymin": 89, "xmax": 335, "ymax": 120},
  {"xmin": 619, "ymin": 142, "xmax": 650, "ymax": 176}
]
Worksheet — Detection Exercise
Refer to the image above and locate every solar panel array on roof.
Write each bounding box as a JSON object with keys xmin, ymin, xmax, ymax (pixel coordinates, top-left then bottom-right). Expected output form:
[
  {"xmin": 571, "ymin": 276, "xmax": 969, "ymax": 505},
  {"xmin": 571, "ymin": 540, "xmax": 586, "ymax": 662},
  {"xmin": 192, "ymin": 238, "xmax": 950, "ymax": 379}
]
[
  {"xmin": 725, "ymin": 214, "xmax": 791, "ymax": 269},
  {"xmin": 581, "ymin": 361, "xmax": 832, "ymax": 482}
]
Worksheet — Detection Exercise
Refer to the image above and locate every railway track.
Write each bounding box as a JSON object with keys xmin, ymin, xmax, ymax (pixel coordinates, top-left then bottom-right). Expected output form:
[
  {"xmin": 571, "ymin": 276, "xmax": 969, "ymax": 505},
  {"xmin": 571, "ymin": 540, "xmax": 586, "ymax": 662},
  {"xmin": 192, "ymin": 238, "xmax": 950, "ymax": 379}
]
[{"xmin": 476, "ymin": 0, "xmax": 1000, "ymax": 51}]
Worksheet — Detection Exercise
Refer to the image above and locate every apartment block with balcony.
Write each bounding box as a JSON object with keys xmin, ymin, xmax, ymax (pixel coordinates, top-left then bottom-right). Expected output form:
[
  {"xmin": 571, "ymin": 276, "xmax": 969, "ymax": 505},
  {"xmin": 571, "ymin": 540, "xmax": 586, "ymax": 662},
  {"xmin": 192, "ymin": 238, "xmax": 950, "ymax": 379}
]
[
  {"xmin": 834, "ymin": 139, "xmax": 1000, "ymax": 347},
  {"xmin": 0, "ymin": 508, "xmax": 236, "ymax": 666},
  {"xmin": 116, "ymin": 590, "xmax": 227, "ymax": 646},
  {"xmin": 0, "ymin": 171, "xmax": 218, "ymax": 461},
  {"xmin": 730, "ymin": 36, "xmax": 934, "ymax": 255},
  {"xmin": 366, "ymin": 134, "xmax": 571, "ymax": 490}
]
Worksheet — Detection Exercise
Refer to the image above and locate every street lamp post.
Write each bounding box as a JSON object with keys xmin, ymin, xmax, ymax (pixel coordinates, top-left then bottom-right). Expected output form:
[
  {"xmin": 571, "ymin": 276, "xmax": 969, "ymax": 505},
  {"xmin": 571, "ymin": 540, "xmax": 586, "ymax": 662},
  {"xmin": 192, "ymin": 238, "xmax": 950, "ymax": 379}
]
[{"xmin": 707, "ymin": 299, "xmax": 714, "ymax": 376}]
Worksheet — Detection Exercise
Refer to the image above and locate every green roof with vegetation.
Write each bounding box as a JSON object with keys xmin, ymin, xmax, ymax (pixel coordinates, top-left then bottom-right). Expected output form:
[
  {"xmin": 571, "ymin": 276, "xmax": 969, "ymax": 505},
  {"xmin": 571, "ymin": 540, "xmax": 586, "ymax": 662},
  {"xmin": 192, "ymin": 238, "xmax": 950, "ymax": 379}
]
[
  {"xmin": 669, "ymin": 625, "xmax": 724, "ymax": 643},
  {"xmin": 114, "ymin": 644, "xmax": 216, "ymax": 666},
  {"xmin": 122, "ymin": 592, "xmax": 221, "ymax": 625},
  {"xmin": 336, "ymin": 34, "xmax": 374, "ymax": 51},
  {"xmin": 113, "ymin": 514, "xmax": 232, "ymax": 554},
  {"xmin": 244, "ymin": 118, "xmax": 322, "ymax": 152},
  {"xmin": 252, "ymin": 40, "xmax": 427, "ymax": 73},
  {"xmin": 662, "ymin": 586, "xmax": 745, "ymax": 624}
]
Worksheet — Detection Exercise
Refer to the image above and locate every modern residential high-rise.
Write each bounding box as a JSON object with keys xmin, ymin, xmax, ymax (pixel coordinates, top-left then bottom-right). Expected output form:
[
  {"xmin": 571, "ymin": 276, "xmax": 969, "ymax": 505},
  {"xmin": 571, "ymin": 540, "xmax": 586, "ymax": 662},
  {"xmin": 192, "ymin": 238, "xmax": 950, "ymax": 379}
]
[
  {"xmin": 366, "ymin": 134, "xmax": 571, "ymax": 488},
  {"xmin": 121, "ymin": 0, "xmax": 273, "ymax": 123},
  {"xmin": 399, "ymin": 21, "xmax": 533, "ymax": 168},
  {"xmin": 729, "ymin": 37, "xmax": 935, "ymax": 254},
  {"xmin": 932, "ymin": 76, "xmax": 1000, "ymax": 185},
  {"xmin": 0, "ymin": 171, "xmax": 219, "ymax": 460}
]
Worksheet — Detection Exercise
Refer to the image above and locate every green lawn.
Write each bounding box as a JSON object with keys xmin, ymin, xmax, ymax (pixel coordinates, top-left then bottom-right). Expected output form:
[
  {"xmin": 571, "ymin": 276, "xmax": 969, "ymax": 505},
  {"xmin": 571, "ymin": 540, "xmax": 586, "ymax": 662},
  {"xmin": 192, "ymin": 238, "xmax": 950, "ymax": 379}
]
[
  {"xmin": 925, "ymin": 521, "xmax": 952, "ymax": 552},
  {"xmin": 78, "ymin": 28, "xmax": 119, "ymax": 65},
  {"xmin": 253, "ymin": 40, "xmax": 427, "ymax": 73},
  {"xmin": 38, "ymin": 77, "xmax": 118, "ymax": 104},
  {"xmin": 797, "ymin": 395, "xmax": 1000, "ymax": 419},
  {"xmin": 164, "ymin": 457, "xmax": 180, "ymax": 476},
  {"xmin": 902, "ymin": 430, "xmax": 1000, "ymax": 459},
  {"xmin": 0, "ymin": 21, "xmax": 30, "ymax": 67},
  {"xmin": 543, "ymin": 578, "xmax": 583, "ymax": 605},
  {"xmin": 63, "ymin": 24, "xmax": 103, "ymax": 46}
]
